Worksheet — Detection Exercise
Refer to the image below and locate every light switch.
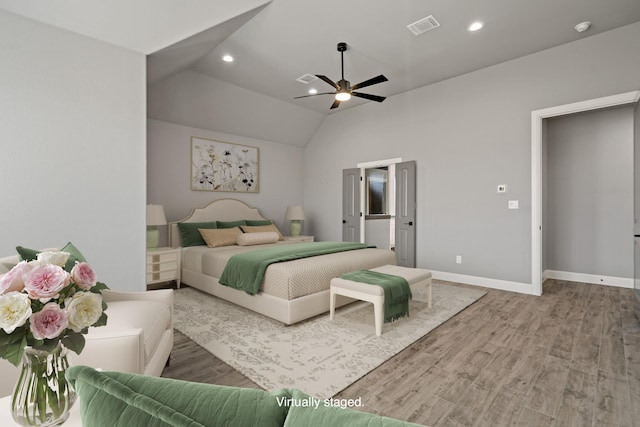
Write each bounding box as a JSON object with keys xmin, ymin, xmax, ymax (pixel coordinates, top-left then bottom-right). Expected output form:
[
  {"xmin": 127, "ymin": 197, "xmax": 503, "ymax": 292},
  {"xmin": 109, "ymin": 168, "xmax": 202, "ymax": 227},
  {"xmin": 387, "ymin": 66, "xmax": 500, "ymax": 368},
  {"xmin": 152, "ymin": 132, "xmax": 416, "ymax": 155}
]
[{"xmin": 508, "ymin": 200, "xmax": 519, "ymax": 209}]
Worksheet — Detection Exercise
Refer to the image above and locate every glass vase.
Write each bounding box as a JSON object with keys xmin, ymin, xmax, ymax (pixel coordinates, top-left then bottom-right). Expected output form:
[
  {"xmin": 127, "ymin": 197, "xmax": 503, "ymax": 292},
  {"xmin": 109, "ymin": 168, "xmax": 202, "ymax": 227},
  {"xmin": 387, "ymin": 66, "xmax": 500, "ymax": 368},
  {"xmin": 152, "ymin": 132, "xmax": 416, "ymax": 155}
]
[{"xmin": 11, "ymin": 343, "xmax": 76, "ymax": 426}]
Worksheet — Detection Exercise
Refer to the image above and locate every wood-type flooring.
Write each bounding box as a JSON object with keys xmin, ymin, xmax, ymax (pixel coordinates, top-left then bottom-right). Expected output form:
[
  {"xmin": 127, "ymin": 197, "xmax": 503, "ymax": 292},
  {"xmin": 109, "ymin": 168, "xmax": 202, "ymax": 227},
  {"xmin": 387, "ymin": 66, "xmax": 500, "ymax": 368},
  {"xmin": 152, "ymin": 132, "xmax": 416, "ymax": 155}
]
[{"xmin": 161, "ymin": 280, "xmax": 640, "ymax": 426}]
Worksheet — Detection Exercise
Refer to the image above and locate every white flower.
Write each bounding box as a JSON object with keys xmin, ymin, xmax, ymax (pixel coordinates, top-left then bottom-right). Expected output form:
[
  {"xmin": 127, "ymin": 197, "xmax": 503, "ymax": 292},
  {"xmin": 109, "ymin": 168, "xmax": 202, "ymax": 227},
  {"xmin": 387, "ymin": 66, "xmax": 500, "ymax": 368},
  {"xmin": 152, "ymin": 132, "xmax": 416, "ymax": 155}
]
[
  {"xmin": 36, "ymin": 251, "xmax": 70, "ymax": 267},
  {"xmin": 66, "ymin": 292, "xmax": 103, "ymax": 332},
  {"xmin": 0, "ymin": 292, "xmax": 32, "ymax": 334}
]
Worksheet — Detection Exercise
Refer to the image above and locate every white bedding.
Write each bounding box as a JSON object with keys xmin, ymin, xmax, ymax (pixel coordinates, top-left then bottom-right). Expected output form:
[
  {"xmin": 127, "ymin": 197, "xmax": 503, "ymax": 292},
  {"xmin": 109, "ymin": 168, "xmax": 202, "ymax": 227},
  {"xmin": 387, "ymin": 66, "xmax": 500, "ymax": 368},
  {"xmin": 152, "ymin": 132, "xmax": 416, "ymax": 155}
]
[{"xmin": 182, "ymin": 242, "xmax": 397, "ymax": 300}]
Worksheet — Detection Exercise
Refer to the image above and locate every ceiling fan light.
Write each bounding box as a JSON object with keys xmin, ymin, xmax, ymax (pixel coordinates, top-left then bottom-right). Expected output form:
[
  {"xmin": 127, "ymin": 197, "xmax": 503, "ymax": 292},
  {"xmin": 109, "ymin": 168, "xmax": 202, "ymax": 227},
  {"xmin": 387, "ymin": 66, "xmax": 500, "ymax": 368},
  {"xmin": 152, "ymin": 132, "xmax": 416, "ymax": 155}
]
[{"xmin": 335, "ymin": 91, "xmax": 351, "ymax": 101}]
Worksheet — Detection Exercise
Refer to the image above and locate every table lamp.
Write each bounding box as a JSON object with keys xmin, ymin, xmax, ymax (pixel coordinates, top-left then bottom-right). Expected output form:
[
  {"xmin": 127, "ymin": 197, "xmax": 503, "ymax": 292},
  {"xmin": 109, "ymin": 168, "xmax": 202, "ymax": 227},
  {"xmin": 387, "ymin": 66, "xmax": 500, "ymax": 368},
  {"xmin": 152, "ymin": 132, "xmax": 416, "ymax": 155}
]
[
  {"xmin": 146, "ymin": 204, "xmax": 167, "ymax": 249},
  {"xmin": 285, "ymin": 205, "xmax": 305, "ymax": 237}
]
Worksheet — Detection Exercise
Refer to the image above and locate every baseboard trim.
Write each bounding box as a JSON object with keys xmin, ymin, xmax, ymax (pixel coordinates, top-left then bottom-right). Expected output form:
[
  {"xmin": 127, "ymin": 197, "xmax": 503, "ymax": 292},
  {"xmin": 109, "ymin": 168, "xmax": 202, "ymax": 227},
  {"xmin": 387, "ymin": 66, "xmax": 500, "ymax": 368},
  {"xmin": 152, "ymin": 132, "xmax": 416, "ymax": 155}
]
[
  {"xmin": 429, "ymin": 270, "xmax": 537, "ymax": 295},
  {"xmin": 543, "ymin": 270, "xmax": 633, "ymax": 289}
]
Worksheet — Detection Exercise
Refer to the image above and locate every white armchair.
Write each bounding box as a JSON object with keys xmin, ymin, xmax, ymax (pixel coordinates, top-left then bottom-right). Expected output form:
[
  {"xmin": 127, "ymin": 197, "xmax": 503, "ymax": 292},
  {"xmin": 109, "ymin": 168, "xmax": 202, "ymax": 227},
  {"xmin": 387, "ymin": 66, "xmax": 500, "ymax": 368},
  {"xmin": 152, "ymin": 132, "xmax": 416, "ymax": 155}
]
[{"xmin": 0, "ymin": 255, "xmax": 174, "ymax": 397}]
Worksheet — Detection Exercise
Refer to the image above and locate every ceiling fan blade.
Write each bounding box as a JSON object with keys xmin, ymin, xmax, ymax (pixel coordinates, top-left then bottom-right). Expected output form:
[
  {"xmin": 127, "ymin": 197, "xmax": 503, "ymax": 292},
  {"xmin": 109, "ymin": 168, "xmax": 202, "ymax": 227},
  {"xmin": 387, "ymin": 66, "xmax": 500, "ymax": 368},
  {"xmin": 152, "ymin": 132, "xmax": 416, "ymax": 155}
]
[
  {"xmin": 350, "ymin": 74, "xmax": 388, "ymax": 91},
  {"xmin": 316, "ymin": 75, "xmax": 340, "ymax": 90},
  {"xmin": 294, "ymin": 92, "xmax": 335, "ymax": 99},
  {"xmin": 352, "ymin": 92, "xmax": 386, "ymax": 103},
  {"xmin": 330, "ymin": 99, "xmax": 341, "ymax": 109}
]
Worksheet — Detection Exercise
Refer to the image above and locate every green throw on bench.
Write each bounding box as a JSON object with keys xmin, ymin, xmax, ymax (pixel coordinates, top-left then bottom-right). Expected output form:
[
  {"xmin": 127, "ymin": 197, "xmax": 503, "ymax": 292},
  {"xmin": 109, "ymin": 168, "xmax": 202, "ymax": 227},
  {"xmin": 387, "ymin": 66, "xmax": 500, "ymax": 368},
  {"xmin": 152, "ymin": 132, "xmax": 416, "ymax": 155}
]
[{"xmin": 339, "ymin": 270, "xmax": 412, "ymax": 323}]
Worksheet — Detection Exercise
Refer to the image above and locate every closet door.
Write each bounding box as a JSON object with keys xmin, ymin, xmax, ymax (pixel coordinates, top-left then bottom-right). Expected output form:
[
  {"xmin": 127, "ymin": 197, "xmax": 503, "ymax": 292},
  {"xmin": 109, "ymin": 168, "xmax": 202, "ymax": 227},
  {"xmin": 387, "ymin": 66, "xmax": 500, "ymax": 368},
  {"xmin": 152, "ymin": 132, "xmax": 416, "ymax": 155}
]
[
  {"xmin": 395, "ymin": 161, "xmax": 416, "ymax": 267},
  {"xmin": 342, "ymin": 168, "xmax": 362, "ymax": 242}
]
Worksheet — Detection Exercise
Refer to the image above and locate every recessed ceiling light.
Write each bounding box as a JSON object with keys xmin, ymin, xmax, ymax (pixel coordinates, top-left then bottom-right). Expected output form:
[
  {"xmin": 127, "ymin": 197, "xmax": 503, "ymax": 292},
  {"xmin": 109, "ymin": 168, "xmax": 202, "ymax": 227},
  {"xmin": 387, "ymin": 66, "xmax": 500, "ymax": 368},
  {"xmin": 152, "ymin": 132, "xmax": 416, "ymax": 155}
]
[
  {"xmin": 468, "ymin": 21, "xmax": 484, "ymax": 32},
  {"xmin": 222, "ymin": 55, "xmax": 234, "ymax": 63},
  {"xmin": 308, "ymin": 88, "xmax": 318, "ymax": 95},
  {"xmin": 574, "ymin": 21, "xmax": 591, "ymax": 33}
]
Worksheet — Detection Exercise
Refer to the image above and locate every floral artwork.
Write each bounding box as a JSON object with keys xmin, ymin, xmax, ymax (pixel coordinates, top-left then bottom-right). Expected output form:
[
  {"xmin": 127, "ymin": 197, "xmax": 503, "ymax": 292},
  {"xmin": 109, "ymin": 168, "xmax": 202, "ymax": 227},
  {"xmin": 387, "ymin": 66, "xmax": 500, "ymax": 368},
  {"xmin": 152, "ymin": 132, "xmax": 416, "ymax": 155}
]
[{"xmin": 191, "ymin": 137, "xmax": 259, "ymax": 192}]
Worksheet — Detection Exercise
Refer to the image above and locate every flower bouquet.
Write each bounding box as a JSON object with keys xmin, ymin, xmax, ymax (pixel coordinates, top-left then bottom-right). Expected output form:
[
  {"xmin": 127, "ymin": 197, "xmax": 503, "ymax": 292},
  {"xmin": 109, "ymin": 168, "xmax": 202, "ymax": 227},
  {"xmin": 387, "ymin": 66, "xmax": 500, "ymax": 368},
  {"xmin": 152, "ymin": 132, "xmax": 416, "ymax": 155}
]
[{"xmin": 0, "ymin": 251, "xmax": 108, "ymax": 426}]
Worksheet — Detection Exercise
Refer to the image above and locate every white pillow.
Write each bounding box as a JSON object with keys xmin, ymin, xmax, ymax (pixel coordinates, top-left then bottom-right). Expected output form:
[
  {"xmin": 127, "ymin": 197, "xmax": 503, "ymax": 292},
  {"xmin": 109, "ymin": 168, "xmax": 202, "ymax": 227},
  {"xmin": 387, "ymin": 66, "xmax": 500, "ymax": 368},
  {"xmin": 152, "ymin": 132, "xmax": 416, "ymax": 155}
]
[{"xmin": 236, "ymin": 231, "xmax": 280, "ymax": 246}]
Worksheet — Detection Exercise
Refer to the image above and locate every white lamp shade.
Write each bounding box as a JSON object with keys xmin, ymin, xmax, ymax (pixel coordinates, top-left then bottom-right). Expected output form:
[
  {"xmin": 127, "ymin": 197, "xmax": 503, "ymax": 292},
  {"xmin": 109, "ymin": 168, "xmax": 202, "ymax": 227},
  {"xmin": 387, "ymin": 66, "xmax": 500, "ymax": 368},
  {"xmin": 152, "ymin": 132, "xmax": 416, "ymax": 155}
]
[
  {"xmin": 285, "ymin": 205, "xmax": 305, "ymax": 221},
  {"xmin": 146, "ymin": 204, "xmax": 167, "ymax": 226}
]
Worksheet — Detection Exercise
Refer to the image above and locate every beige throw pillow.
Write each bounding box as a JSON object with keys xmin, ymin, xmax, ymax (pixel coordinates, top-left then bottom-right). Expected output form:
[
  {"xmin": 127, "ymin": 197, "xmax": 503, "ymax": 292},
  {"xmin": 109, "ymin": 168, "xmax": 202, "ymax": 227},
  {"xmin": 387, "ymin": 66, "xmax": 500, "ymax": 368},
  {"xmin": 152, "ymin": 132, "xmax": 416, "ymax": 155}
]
[
  {"xmin": 199, "ymin": 227, "xmax": 242, "ymax": 248},
  {"xmin": 236, "ymin": 231, "xmax": 280, "ymax": 246},
  {"xmin": 240, "ymin": 224, "xmax": 284, "ymax": 240}
]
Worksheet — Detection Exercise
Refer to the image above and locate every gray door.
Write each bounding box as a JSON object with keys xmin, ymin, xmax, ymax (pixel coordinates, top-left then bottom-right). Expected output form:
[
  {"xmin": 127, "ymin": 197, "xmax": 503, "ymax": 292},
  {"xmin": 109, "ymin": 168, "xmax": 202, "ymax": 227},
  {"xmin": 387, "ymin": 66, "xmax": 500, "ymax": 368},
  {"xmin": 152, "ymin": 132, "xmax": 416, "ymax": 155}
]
[
  {"xmin": 342, "ymin": 168, "xmax": 361, "ymax": 242},
  {"xmin": 395, "ymin": 161, "xmax": 416, "ymax": 267}
]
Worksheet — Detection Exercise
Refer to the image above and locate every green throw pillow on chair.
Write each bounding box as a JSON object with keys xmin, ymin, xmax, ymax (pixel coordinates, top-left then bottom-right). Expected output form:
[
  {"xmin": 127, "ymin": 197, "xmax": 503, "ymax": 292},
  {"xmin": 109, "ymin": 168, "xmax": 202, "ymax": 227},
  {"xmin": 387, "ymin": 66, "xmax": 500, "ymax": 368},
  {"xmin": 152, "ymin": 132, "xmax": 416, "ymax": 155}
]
[{"xmin": 16, "ymin": 241, "xmax": 87, "ymax": 272}]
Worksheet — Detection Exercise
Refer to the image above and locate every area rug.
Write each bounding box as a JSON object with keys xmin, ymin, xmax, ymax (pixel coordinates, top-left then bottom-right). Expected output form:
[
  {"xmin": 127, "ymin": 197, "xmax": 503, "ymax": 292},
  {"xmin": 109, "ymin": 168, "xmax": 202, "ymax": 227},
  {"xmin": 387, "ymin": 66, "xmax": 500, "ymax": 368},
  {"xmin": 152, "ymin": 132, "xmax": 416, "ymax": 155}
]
[{"xmin": 173, "ymin": 282, "xmax": 486, "ymax": 398}]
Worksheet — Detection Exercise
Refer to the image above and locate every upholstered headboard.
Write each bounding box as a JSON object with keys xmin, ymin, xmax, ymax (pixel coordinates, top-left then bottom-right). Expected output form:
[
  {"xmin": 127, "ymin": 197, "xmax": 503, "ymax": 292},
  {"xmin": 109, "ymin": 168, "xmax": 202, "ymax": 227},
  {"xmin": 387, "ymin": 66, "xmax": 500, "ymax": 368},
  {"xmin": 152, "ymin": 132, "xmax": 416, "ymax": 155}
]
[{"xmin": 168, "ymin": 199, "xmax": 268, "ymax": 247}]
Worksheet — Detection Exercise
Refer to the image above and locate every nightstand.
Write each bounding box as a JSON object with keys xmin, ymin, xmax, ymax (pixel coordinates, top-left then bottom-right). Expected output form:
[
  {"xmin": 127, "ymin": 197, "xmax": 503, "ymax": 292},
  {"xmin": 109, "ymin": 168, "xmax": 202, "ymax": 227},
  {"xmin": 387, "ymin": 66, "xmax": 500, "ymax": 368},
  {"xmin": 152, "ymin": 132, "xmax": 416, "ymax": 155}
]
[
  {"xmin": 284, "ymin": 235, "xmax": 314, "ymax": 243},
  {"xmin": 146, "ymin": 247, "xmax": 181, "ymax": 288}
]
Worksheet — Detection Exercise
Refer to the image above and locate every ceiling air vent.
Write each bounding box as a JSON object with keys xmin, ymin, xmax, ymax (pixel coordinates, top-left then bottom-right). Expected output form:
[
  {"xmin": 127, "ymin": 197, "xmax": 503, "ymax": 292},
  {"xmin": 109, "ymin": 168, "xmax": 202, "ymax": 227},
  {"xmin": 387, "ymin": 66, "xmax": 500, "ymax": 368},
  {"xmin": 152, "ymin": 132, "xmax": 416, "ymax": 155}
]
[
  {"xmin": 407, "ymin": 15, "xmax": 440, "ymax": 36},
  {"xmin": 296, "ymin": 74, "xmax": 318, "ymax": 84}
]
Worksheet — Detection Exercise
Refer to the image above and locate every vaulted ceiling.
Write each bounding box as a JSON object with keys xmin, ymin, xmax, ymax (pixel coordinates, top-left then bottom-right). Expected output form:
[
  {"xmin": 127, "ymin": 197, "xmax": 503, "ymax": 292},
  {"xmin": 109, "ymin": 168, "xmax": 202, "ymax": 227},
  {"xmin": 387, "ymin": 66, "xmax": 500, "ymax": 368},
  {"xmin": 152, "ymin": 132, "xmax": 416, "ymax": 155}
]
[{"xmin": 2, "ymin": 0, "xmax": 640, "ymax": 117}]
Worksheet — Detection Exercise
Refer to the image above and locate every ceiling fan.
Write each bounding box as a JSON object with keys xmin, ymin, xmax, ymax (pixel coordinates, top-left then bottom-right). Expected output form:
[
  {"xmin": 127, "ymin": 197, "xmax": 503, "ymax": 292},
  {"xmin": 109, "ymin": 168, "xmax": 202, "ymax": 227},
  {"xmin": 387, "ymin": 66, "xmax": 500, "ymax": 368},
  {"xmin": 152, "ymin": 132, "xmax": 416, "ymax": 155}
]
[{"xmin": 295, "ymin": 42, "xmax": 388, "ymax": 110}]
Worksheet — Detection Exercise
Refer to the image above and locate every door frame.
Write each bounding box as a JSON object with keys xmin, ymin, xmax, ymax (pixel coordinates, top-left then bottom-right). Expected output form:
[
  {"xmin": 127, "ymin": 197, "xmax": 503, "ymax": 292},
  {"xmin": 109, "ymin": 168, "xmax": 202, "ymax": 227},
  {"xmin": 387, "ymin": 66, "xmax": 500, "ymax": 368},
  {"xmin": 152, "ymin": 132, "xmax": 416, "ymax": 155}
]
[
  {"xmin": 356, "ymin": 158, "xmax": 402, "ymax": 243},
  {"xmin": 531, "ymin": 90, "xmax": 640, "ymax": 295}
]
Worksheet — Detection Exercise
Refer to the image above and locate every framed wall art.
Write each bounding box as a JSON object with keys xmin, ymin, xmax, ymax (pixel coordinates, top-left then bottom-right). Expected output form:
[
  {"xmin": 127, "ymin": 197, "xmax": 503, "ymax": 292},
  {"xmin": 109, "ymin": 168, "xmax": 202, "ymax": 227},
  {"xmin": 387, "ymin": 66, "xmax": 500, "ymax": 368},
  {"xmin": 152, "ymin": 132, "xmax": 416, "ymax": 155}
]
[{"xmin": 191, "ymin": 137, "xmax": 259, "ymax": 192}]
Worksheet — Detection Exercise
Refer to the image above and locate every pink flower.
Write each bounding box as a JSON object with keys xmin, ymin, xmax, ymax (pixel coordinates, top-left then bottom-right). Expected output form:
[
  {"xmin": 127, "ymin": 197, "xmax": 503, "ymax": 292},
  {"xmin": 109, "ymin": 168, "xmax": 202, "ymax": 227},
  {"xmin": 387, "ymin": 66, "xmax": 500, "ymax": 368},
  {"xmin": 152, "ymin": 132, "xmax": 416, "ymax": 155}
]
[
  {"xmin": 23, "ymin": 264, "xmax": 69, "ymax": 302},
  {"xmin": 70, "ymin": 262, "xmax": 96, "ymax": 290},
  {"xmin": 29, "ymin": 303, "xmax": 68, "ymax": 340},
  {"xmin": 0, "ymin": 261, "xmax": 32, "ymax": 295}
]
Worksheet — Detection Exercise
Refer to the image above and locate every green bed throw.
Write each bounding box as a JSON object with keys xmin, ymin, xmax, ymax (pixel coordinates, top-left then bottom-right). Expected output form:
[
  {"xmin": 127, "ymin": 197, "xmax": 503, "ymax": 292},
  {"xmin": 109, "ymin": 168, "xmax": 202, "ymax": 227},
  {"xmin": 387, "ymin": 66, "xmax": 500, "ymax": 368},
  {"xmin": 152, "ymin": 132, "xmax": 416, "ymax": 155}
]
[
  {"xmin": 339, "ymin": 270, "xmax": 412, "ymax": 323},
  {"xmin": 219, "ymin": 242, "xmax": 370, "ymax": 295}
]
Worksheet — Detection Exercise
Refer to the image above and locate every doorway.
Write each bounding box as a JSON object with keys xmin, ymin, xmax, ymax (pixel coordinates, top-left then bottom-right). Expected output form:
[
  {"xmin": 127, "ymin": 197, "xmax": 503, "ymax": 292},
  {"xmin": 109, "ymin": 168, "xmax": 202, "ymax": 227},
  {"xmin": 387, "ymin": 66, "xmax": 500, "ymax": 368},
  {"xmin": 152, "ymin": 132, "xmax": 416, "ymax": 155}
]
[
  {"xmin": 343, "ymin": 158, "xmax": 416, "ymax": 267},
  {"xmin": 531, "ymin": 90, "xmax": 640, "ymax": 295}
]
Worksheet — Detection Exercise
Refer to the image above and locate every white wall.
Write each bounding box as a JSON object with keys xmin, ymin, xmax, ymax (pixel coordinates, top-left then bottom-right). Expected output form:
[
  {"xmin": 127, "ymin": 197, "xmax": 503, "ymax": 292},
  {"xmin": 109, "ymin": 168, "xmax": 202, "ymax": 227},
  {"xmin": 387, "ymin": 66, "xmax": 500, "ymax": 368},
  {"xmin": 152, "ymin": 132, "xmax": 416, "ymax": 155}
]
[
  {"xmin": 303, "ymin": 22, "xmax": 640, "ymax": 290},
  {"xmin": 0, "ymin": 11, "xmax": 146, "ymax": 291},
  {"xmin": 546, "ymin": 106, "xmax": 634, "ymax": 278},
  {"xmin": 147, "ymin": 119, "xmax": 304, "ymax": 244}
]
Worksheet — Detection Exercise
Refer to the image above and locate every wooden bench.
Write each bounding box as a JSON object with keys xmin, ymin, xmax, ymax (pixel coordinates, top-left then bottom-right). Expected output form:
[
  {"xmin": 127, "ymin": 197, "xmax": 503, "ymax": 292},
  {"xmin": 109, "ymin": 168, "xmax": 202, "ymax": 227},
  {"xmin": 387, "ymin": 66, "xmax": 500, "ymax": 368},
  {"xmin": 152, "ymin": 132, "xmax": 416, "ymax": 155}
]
[{"xmin": 329, "ymin": 265, "xmax": 432, "ymax": 336}]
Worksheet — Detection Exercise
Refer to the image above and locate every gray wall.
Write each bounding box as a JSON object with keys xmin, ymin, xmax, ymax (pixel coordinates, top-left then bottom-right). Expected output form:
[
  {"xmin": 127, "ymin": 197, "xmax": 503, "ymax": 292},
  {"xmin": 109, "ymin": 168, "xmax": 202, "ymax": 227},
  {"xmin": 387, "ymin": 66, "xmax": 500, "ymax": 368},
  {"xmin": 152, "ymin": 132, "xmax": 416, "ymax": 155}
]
[
  {"xmin": 0, "ymin": 11, "xmax": 147, "ymax": 291},
  {"xmin": 303, "ymin": 22, "xmax": 640, "ymax": 287},
  {"xmin": 545, "ymin": 106, "xmax": 634, "ymax": 278},
  {"xmin": 147, "ymin": 119, "xmax": 305, "ymax": 245},
  {"xmin": 148, "ymin": 70, "xmax": 325, "ymax": 148}
]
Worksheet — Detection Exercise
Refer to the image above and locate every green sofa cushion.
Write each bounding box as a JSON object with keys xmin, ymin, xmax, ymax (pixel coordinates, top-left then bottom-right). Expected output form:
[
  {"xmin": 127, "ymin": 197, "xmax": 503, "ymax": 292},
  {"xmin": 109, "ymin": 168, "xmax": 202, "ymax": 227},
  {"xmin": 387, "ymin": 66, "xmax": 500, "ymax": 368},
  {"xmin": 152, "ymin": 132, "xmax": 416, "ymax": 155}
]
[
  {"xmin": 16, "ymin": 241, "xmax": 87, "ymax": 272},
  {"xmin": 66, "ymin": 366, "xmax": 291, "ymax": 427},
  {"xmin": 177, "ymin": 222, "xmax": 218, "ymax": 247},
  {"xmin": 282, "ymin": 389, "xmax": 425, "ymax": 427}
]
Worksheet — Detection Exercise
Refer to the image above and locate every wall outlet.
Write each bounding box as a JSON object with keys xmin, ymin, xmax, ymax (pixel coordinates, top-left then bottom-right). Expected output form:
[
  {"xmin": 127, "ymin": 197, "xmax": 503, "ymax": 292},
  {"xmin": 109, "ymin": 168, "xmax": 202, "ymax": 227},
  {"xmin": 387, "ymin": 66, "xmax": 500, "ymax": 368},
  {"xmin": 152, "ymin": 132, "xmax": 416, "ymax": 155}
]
[
  {"xmin": 456, "ymin": 255, "xmax": 462, "ymax": 264},
  {"xmin": 497, "ymin": 184, "xmax": 507, "ymax": 193}
]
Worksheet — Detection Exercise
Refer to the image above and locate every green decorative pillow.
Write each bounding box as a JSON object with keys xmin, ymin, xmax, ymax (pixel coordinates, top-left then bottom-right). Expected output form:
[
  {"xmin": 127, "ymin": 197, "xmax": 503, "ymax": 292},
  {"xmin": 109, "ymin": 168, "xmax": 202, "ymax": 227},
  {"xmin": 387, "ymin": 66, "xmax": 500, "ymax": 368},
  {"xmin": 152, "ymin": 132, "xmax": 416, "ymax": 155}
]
[
  {"xmin": 177, "ymin": 222, "xmax": 217, "ymax": 247},
  {"xmin": 66, "ymin": 366, "xmax": 291, "ymax": 427},
  {"xmin": 217, "ymin": 220, "xmax": 247, "ymax": 229},
  {"xmin": 16, "ymin": 242, "xmax": 87, "ymax": 272},
  {"xmin": 15, "ymin": 246, "xmax": 39, "ymax": 262},
  {"xmin": 245, "ymin": 219, "xmax": 273, "ymax": 226},
  {"xmin": 282, "ymin": 389, "xmax": 424, "ymax": 427}
]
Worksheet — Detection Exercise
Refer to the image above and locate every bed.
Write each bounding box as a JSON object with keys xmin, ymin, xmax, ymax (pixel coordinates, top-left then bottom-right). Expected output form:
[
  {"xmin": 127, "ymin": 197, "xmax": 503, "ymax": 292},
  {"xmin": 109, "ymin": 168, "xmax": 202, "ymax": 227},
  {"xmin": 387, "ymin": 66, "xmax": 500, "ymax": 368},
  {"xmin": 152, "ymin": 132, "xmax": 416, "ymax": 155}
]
[{"xmin": 169, "ymin": 199, "xmax": 397, "ymax": 325}]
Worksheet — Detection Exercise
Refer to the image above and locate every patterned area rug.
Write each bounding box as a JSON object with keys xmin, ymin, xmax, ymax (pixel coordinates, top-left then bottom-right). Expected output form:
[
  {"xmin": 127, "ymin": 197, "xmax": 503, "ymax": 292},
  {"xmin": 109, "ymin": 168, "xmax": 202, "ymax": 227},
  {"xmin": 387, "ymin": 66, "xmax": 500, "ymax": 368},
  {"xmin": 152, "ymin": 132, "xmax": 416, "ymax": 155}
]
[{"xmin": 173, "ymin": 282, "xmax": 486, "ymax": 398}]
